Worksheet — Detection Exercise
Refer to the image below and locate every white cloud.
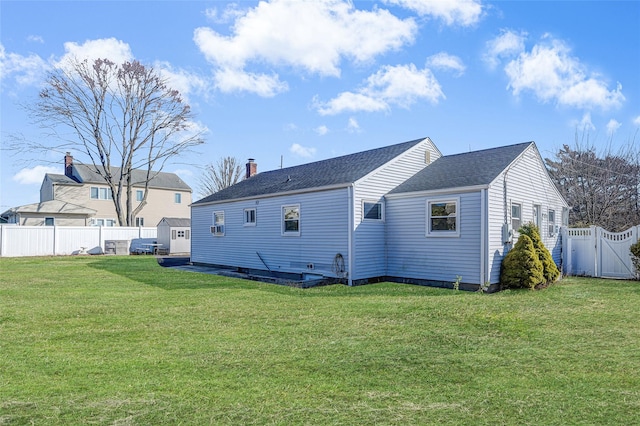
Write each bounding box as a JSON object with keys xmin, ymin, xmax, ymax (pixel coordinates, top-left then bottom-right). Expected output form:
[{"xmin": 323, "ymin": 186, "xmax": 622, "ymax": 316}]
[
  {"xmin": 204, "ymin": 4, "xmax": 246, "ymax": 24},
  {"xmin": 315, "ymin": 125, "xmax": 329, "ymax": 136},
  {"xmin": 483, "ymin": 29, "xmax": 526, "ymax": 70},
  {"xmin": 290, "ymin": 143, "xmax": 316, "ymax": 158},
  {"xmin": 347, "ymin": 117, "xmax": 361, "ymax": 133},
  {"xmin": 155, "ymin": 61, "xmax": 212, "ymax": 102},
  {"xmin": 56, "ymin": 38, "xmax": 134, "ymax": 69},
  {"xmin": 0, "ymin": 43, "xmax": 49, "ymax": 89},
  {"xmin": 194, "ymin": 0, "xmax": 417, "ymax": 96},
  {"xmin": 633, "ymin": 115, "xmax": 640, "ymax": 127},
  {"xmin": 426, "ymin": 52, "xmax": 465, "ymax": 76},
  {"xmin": 499, "ymin": 35, "xmax": 624, "ymax": 110},
  {"xmin": 27, "ymin": 35, "xmax": 44, "ymax": 44},
  {"xmin": 12, "ymin": 165, "xmax": 59, "ymax": 185},
  {"xmin": 606, "ymin": 119, "xmax": 621, "ymax": 136},
  {"xmin": 316, "ymin": 63, "xmax": 444, "ymax": 115},
  {"xmin": 571, "ymin": 112, "xmax": 596, "ymax": 132},
  {"xmin": 214, "ymin": 68, "xmax": 288, "ymax": 97},
  {"xmin": 384, "ymin": 0, "xmax": 483, "ymax": 26}
]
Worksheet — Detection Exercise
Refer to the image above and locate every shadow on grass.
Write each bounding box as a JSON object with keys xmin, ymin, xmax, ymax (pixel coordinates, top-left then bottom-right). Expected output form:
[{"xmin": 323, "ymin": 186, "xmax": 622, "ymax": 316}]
[{"xmin": 84, "ymin": 256, "xmax": 457, "ymax": 298}]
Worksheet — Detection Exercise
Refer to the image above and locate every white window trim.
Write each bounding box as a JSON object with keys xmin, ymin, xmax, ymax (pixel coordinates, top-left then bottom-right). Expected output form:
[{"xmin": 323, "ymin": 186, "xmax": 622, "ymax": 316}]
[
  {"xmin": 533, "ymin": 204, "xmax": 542, "ymax": 229},
  {"xmin": 548, "ymin": 208, "xmax": 556, "ymax": 237},
  {"xmin": 282, "ymin": 204, "xmax": 300, "ymax": 237},
  {"xmin": 212, "ymin": 211, "xmax": 225, "ymax": 236},
  {"xmin": 362, "ymin": 200, "xmax": 384, "ymax": 222},
  {"xmin": 511, "ymin": 201, "xmax": 522, "ymax": 233},
  {"xmin": 426, "ymin": 197, "xmax": 460, "ymax": 238},
  {"xmin": 90, "ymin": 186, "xmax": 112, "ymax": 200},
  {"xmin": 243, "ymin": 208, "xmax": 257, "ymax": 227}
]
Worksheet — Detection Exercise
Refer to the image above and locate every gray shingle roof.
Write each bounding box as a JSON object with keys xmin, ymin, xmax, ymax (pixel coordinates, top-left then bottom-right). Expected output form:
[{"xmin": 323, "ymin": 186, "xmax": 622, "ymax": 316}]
[
  {"xmin": 193, "ymin": 137, "xmax": 428, "ymax": 205},
  {"xmin": 1, "ymin": 200, "xmax": 96, "ymax": 216},
  {"xmin": 73, "ymin": 164, "xmax": 191, "ymax": 191},
  {"xmin": 46, "ymin": 173, "xmax": 81, "ymax": 185},
  {"xmin": 159, "ymin": 217, "xmax": 191, "ymax": 227},
  {"xmin": 389, "ymin": 142, "xmax": 533, "ymax": 194}
]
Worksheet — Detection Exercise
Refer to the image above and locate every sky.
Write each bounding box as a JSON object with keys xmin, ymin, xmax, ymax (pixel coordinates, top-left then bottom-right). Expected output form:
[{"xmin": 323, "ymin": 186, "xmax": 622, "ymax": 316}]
[{"xmin": 1, "ymin": 0, "xmax": 639, "ymax": 211}]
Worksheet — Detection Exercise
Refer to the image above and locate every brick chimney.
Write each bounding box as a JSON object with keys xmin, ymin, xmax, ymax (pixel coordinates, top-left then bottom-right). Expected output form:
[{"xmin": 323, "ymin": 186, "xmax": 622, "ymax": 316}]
[
  {"xmin": 246, "ymin": 158, "xmax": 257, "ymax": 179},
  {"xmin": 64, "ymin": 152, "xmax": 73, "ymax": 177}
]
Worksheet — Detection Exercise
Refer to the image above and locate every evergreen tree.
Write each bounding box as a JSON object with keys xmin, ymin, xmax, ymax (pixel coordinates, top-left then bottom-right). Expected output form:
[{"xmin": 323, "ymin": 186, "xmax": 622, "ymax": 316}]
[
  {"xmin": 500, "ymin": 235, "xmax": 545, "ymax": 289},
  {"xmin": 519, "ymin": 223, "xmax": 560, "ymax": 283}
]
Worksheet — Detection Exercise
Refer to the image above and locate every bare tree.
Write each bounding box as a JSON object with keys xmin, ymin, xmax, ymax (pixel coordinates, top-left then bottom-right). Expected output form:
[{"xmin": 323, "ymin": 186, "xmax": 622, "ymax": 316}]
[
  {"xmin": 198, "ymin": 156, "xmax": 243, "ymax": 197},
  {"xmin": 545, "ymin": 132, "xmax": 639, "ymax": 231},
  {"xmin": 18, "ymin": 58, "xmax": 204, "ymax": 226}
]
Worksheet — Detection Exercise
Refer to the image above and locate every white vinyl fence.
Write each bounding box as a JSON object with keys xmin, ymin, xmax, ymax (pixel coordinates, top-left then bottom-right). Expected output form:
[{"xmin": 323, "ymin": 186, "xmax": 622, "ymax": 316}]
[
  {"xmin": 562, "ymin": 225, "xmax": 639, "ymax": 279},
  {"xmin": 0, "ymin": 225, "xmax": 157, "ymax": 257}
]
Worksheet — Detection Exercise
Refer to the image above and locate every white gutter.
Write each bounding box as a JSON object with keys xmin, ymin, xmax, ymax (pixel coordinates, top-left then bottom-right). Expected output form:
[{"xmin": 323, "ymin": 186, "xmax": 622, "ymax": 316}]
[{"xmin": 385, "ymin": 184, "xmax": 489, "ymax": 200}]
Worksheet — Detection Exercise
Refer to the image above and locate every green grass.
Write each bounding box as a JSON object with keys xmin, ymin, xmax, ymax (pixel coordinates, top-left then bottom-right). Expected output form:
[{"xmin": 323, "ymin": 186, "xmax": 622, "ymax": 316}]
[{"xmin": 1, "ymin": 256, "xmax": 639, "ymax": 425}]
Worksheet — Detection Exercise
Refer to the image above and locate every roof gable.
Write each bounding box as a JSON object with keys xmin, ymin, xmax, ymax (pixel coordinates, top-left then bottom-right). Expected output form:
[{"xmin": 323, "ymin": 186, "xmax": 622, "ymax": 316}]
[
  {"xmin": 389, "ymin": 142, "xmax": 533, "ymax": 194},
  {"xmin": 193, "ymin": 137, "xmax": 428, "ymax": 205},
  {"xmin": 159, "ymin": 217, "xmax": 191, "ymax": 227}
]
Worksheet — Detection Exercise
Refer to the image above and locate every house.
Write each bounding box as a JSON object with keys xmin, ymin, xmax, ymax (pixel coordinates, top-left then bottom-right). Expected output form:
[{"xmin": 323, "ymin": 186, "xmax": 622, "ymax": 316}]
[
  {"xmin": 157, "ymin": 217, "xmax": 191, "ymax": 254},
  {"xmin": 190, "ymin": 138, "xmax": 568, "ymax": 290},
  {"xmin": 2, "ymin": 153, "xmax": 192, "ymax": 227},
  {"xmin": 0, "ymin": 199, "xmax": 96, "ymax": 226}
]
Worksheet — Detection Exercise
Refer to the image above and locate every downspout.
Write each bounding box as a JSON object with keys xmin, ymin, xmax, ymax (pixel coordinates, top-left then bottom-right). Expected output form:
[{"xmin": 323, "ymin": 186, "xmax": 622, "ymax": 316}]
[
  {"xmin": 480, "ymin": 188, "xmax": 487, "ymax": 285},
  {"xmin": 347, "ymin": 184, "xmax": 354, "ymax": 286}
]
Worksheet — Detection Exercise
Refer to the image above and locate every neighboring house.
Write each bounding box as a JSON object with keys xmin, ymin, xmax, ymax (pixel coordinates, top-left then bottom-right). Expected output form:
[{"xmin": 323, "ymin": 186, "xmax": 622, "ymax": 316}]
[
  {"xmin": 14, "ymin": 152, "xmax": 192, "ymax": 227},
  {"xmin": 190, "ymin": 138, "xmax": 568, "ymax": 290},
  {"xmin": 157, "ymin": 217, "xmax": 191, "ymax": 254},
  {"xmin": 1, "ymin": 199, "xmax": 96, "ymax": 226}
]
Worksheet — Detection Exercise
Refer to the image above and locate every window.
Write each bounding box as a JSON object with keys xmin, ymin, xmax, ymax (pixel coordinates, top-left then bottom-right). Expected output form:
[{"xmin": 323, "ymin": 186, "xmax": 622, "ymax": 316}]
[
  {"xmin": 173, "ymin": 230, "xmax": 186, "ymax": 239},
  {"xmin": 136, "ymin": 190, "xmax": 143, "ymax": 202},
  {"xmin": 244, "ymin": 208, "xmax": 257, "ymax": 226},
  {"xmin": 282, "ymin": 205, "xmax": 300, "ymax": 236},
  {"xmin": 548, "ymin": 209, "xmax": 556, "ymax": 236},
  {"xmin": 175, "ymin": 193, "xmax": 182, "ymax": 204},
  {"xmin": 533, "ymin": 204, "xmax": 541, "ymax": 229},
  {"xmin": 135, "ymin": 217, "xmax": 144, "ymax": 227},
  {"xmin": 90, "ymin": 187, "xmax": 112, "ymax": 200},
  {"xmin": 211, "ymin": 211, "xmax": 225, "ymax": 236},
  {"xmin": 92, "ymin": 218, "xmax": 116, "ymax": 227},
  {"xmin": 363, "ymin": 201, "xmax": 383, "ymax": 221},
  {"xmin": 511, "ymin": 202, "xmax": 522, "ymax": 231},
  {"xmin": 45, "ymin": 217, "xmax": 54, "ymax": 226},
  {"xmin": 427, "ymin": 199, "xmax": 459, "ymax": 237}
]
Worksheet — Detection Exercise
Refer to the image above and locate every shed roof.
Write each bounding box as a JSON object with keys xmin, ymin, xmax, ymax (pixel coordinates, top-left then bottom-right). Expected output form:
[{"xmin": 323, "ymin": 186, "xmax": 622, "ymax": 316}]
[
  {"xmin": 193, "ymin": 137, "xmax": 429, "ymax": 205},
  {"xmin": 389, "ymin": 142, "xmax": 533, "ymax": 194},
  {"xmin": 158, "ymin": 217, "xmax": 191, "ymax": 227}
]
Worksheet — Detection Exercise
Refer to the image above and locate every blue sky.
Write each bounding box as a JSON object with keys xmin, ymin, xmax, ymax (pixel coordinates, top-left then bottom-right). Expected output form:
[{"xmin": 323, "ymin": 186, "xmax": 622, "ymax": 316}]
[{"xmin": 1, "ymin": 0, "xmax": 639, "ymax": 210}]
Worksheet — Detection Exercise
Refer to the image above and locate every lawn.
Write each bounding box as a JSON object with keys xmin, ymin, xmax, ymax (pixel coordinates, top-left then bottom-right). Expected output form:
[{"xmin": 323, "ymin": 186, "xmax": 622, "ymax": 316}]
[{"xmin": 1, "ymin": 256, "xmax": 639, "ymax": 425}]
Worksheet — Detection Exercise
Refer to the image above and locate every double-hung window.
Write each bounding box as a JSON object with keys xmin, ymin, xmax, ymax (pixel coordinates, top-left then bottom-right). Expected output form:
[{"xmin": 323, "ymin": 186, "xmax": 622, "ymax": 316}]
[
  {"xmin": 511, "ymin": 202, "xmax": 522, "ymax": 232},
  {"xmin": 363, "ymin": 201, "xmax": 383, "ymax": 221},
  {"xmin": 426, "ymin": 198, "xmax": 459, "ymax": 237},
  {"xmin": 175, "ymin": 193, "xmax": 182, "ymax": 204},
  {"xmin": 211, "ymin": 211, "xmax": 225, "ymax": 236},
  {"xmin": 136, "ymin": 190, "xmax": 144, "ymax": 202},
  {"xmin": 548, "ymin": 209, "xmax": 556, "ymax": 236},
  {"xmin": 282, "ymin": 205, "xmax": 300, "ymax": 236},
  {"xmin": 90, "ymin": 186, "xmax": 112, "ymax": 200},
  {"xmin": 135, "ymin": 217, "xmax": 144, "ymax": 227},
  {"xmin": 244, "ymin": 208, "xmax": 257, "ymax": 226}
]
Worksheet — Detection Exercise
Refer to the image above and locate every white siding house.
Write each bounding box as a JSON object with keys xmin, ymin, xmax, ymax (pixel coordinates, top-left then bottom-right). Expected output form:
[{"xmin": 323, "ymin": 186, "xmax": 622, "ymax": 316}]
[{"xmin": 190, "ymin": 139, "xmax": 567, "ymax": 291}]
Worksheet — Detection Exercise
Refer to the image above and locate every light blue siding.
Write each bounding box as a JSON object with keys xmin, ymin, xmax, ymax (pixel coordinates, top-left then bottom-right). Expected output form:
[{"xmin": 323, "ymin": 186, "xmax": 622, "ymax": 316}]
[
  {"xmin": 386, "ymin": 191, "xmax": 482, "ymax": 284},
  {"xmin": 352, "ymin": 139, "xmax": 441, "ymax": 280},
  {"xmin": 191, "ymin": 188, "xmax": 349, "ymax": 277},
  {"xmin": 487, "ymin": 146, "xmax": 568, "ymax": 283}
]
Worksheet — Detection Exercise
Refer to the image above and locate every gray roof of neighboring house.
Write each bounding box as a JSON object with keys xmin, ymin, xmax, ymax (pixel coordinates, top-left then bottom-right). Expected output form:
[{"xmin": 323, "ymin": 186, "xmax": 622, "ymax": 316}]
[
  {"xmin": 1, "ymin": 200, "xmax": 97, "ymax": 217},
  {"xmin": 73, "ymin": 164, "xmax": 192, "ymax": 191},
  {"xmin": 158, "ymin": 217, "xmax": 191, "ymax": 227},
  {"xmin": 389, "ymin": 142, "xmax": 533, "ymax": 194},
  {"xmin": 47, "ymin": 164, "xmax": 191, "ymax": 191},
  {"xmin": 193, "ymin": 137, "xmax": 429, "ymax": 205}
]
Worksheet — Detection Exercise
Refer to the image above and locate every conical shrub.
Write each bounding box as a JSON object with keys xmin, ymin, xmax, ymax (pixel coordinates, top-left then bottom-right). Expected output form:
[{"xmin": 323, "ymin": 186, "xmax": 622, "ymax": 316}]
[
  {"xmin": 518, "ymin": 223, "xmax": 560, "ymax": 283},
  {"xmin": 500, "ymin": 234, "xmax": 545, "ymax": 289}
]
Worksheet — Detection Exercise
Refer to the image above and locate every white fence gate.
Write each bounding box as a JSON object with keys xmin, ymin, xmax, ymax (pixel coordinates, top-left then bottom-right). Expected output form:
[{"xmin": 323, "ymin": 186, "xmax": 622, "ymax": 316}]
[
  {"xmin": 0, "ymin": 225, "xmax": 157, "ymax": 257},
  {"xmin": 562, "ymin": 226, "xmax": 639, "ymax": 279}
]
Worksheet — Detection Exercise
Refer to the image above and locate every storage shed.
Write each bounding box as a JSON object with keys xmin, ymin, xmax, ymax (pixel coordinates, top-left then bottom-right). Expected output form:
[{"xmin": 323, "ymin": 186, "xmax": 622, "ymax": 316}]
[{"xmin": 157, "ymin": 217, "xmax": 191, "ymax": 254}]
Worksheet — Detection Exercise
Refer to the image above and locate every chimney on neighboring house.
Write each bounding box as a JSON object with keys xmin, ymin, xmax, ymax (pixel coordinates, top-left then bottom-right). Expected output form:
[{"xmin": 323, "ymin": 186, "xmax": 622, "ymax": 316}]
[
  {"xmin": 64, "ymin": 152, "xmax": 74, "ymax": 177},
  {"xmin": 246, "ymin": 158, "xmax": 257, "ymax": 179}
]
